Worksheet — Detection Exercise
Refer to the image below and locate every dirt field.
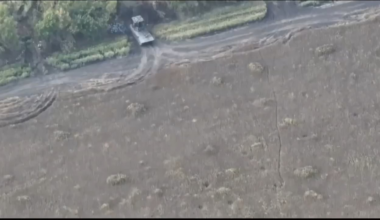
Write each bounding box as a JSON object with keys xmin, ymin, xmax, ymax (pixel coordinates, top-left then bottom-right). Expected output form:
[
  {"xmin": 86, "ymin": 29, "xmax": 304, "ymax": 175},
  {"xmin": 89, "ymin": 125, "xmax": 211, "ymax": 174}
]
[{"xmin": 1, "ymin": 11, "xmax": 380, "ymax": 218}]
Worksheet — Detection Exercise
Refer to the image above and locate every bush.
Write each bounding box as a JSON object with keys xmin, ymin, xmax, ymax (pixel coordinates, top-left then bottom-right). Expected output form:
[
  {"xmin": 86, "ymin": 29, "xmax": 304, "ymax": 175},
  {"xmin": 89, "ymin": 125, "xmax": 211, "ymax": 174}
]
[
  {"xmin": 71, "ymin": 53, "xmax": 105, "ymax": 67},
  {"xmin": 0, "ymin": 75, "xmax": 18, "ymax": 86},
  {"xmin": 57, "ymin": 63, "xmax": 71, "ymax": 71},
  {"xmin": 298, "ymin": 0, "xmax": 333, "ymax": 7},
  {"xmin": 46, "ymin": 57, "xmax": 61, "ymax": 67},
  {"xmin": 104, "ymin": 51, "xmax": 115, "ymax": 59},
  {"xmin": 108, "ymin": 38, "xmax": 129, "ymax": 50},
  {"xmin": 20, "ymin": 71, "xmax": 30, "ymax": 78},
  {"xmin": 299, "ymin": 0, "xmax": 322, "ymax": 7},
  {"xmin": 0, "ymin": 65, "xmax": 32, "ymax": 79},
  {"xmin": 114, "ymin": 47, "xmax": 129, "ymax": 57},
  {"xmin": 0, "ymin": 78, "xmax": 13, "ymax": 86}
]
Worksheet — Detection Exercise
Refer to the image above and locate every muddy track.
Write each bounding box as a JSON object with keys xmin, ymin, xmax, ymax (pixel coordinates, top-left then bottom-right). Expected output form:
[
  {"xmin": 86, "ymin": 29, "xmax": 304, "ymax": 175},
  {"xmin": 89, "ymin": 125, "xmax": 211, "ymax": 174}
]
[
  {"xmin": 60, "ymin": 46, "xmax": 161, "ymax": 100},
  {"xmin": 160, "ymin": 1, "xmax": 380, "ymax": 64},
  {"xmin": 0, "ymin": 89, "xmax": 56, "ymax": 127},
  {"xmin": 0, "ymin": 1, "xmax": 379, "ymax": 126}
]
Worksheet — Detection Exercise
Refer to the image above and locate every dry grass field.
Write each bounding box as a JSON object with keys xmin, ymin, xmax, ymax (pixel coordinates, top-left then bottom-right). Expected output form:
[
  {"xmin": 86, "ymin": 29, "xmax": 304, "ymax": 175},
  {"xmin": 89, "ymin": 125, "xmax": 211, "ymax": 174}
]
[{"xmin": 1, "ymin": 12, "xmax": 380, "ymax": 218}]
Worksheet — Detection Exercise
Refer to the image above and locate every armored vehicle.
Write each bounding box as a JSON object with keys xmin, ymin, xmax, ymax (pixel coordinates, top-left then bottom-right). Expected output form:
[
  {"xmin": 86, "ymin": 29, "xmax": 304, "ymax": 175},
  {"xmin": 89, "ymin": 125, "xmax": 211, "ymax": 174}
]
[{"xmin": 129, "ymin": 15, "xmax": 155, "ymax": 46}]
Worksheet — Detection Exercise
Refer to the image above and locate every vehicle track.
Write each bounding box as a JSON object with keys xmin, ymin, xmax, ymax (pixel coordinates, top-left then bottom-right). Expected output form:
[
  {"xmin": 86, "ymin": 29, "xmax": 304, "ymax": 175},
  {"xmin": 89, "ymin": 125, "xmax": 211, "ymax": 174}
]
[
  {"xmin": 61, "ymin": 46, "xmax": 160, "ymax": 99},
  {"xmin": 0, "ymin": 1, "xmax": 379, "ymax": 126},
  {"xmin": 0, "ymin": 89, "xmax": 56, "ymax": 127},
  {"xmin": 159, "ymin": 1, "xmax": 380, "ymax": 65}
]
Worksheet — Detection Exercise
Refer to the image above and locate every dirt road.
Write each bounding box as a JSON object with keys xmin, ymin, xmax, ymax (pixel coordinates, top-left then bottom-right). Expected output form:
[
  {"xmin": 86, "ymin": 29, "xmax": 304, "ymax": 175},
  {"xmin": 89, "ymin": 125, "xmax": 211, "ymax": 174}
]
[
  {"xmin": 0, "ymin": 1, "xmax": 379, "ymax": 100},
  {"xmin": 1, "ymin": 1, "xmax": 380, "ymax": 217}
]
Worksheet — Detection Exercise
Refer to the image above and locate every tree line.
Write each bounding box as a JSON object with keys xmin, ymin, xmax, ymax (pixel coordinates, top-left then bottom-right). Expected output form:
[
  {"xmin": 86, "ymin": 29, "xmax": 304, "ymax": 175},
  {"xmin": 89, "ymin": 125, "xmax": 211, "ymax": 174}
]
[{"xmin": 0, "ymin": 1, "xmax": 237, "ymax": 72}]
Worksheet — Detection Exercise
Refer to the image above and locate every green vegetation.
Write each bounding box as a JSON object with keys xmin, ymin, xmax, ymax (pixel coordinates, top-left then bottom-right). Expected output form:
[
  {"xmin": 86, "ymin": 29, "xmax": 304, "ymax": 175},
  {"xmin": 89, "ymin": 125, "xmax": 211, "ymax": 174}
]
[
  {"xmin": 165, "ymin": 1, "xmax": 212, "ymax": 19},
  {"xmin": 46, "ymin": 38, "xmax": 130, "ymax": 71},
  {"xmin": 0, "ymin": 64, "xmax": 31, "ymax": 86},
  {"xmin": 153, "ymin": 1, "xmax": 267, "ymax": 41},
  {"xmin": 298, "ymin": 0, "xmax": 334, "ymax": 7},
  {"xmin": 0, "ymin": 0, "xmax": 122, "ymax": 84},
  {"xmin": 0, "ymin": 3, "xmax": 20, "ymax": 55},
  {"xmin": 0, "ymin": 1, "xmax": 119, "ymax": 55},
  {"xmin": 0, "ymin": 0, "xmax": 268, "ymax": 86}
]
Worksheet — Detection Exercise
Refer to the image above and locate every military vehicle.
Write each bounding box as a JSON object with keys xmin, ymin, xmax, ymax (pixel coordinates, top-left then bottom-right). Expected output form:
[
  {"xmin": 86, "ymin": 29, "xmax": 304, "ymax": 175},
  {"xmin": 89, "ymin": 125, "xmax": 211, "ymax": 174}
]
[{"xmin": 129, "ymin": 15, "xmax": 155, "ymax": 46}]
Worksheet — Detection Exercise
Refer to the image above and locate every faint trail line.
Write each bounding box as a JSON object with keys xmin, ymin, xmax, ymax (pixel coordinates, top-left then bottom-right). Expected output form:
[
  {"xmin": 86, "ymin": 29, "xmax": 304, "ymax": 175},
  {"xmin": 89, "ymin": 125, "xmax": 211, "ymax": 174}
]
[
  {"xmin": 272, "ymin": 90, "xmax": 284, "ymax": 187},
  {"xmin": 0, "ymin": 89, "xmax": 56, "ymax": 128},
  {"xmin": 259, "ymin": 46, "xmax": 285, "ymax": 216},
  {"xmin": 258, "ymin": 50, "xmax": 284, "ymax": 188}
]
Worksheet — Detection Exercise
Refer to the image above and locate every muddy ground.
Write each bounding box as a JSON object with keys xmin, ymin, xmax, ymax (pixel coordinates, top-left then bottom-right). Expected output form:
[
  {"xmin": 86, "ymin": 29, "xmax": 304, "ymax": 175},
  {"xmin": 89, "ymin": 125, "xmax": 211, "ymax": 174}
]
[{"xmin": 1, "ymin": 9, "xmax": 380, "ymax": 218}]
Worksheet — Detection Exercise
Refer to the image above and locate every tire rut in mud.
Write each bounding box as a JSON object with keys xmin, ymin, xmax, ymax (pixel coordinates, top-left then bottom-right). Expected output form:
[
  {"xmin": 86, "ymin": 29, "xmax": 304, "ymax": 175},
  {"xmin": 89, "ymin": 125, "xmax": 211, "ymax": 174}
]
[
  {"xmin": 62, "ymin": 46, "xmax": 160, "ymax": 99},
  {"xmin": 157, "ymin": 1, "xmax": 380, "ymax": 67},
  {"xmin": 0, "ymin": 89, "xmax": 56, "ymax": 128}
]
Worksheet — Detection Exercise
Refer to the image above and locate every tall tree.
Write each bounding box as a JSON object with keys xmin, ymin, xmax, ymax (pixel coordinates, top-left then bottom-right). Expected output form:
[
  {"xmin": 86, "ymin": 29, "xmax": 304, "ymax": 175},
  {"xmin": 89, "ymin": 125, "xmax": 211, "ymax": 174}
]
[
  {"xmin": 36, "ymin": 0, "xmax": 118, "ymax": 52},
  {"xmin": 12, "ymin": 0, "xmax": 46, "ymax": 74},
  {"xmin": 0, "ymin": 3, "xmax": 20, "ymax": 61}
]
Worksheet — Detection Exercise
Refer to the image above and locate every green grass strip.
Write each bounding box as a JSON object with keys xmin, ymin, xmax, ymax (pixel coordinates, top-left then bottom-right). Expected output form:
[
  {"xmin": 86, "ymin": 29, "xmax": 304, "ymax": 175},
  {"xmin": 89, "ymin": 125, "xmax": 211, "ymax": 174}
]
[
  {"xmin": 46, "ymin": 37, "xmax": 130, "ymax": 71},
  {"xmin": 0, "ymin": 65, "xmax": 31, "ymax": 86},
  {"xmin": 156, "ymin": 2, "xmax": 266, "ymax": 35},
  {"xmin": 154, "ymin": 1, "xmax": 267, "ymax": 41},
  {"xmin": 299, "ymin": 1, "xmax": 322, "ymax": 7},
  {"xmin": 298, "ymin": 0, "xmax": 333, "ymax": 7}
]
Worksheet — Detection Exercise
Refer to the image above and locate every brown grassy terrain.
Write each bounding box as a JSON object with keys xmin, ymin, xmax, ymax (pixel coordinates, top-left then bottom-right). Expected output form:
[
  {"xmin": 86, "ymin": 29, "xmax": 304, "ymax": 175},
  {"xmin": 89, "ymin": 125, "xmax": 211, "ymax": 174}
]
[{"xmin": 1, "ymin": 13, "xmax": 380, "ymax": 218}]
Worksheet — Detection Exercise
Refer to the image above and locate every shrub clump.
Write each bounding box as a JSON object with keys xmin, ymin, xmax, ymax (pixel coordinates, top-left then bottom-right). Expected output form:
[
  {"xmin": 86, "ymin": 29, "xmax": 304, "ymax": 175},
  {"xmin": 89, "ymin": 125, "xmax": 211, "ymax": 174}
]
[
  {"xmin": 248, "ymin": 62, "xmax": 264, "ymax": 74},
  {"xmin": 127, "ymin": 102, "xmax": 146, "ymax": 117},
  {"xmin": 0, "ymin": 65, "xmax": 31, "ymax": 86},
  {"xmin": 315, "ymin": 44, "xmax": 335, "ymax": 56}
]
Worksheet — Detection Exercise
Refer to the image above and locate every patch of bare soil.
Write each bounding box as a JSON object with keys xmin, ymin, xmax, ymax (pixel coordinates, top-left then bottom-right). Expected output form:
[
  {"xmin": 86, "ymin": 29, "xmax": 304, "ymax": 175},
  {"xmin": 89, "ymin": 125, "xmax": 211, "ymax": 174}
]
[{"xmin": 1, "ymin": 14, "xmax": 380, "ymax": 218}]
